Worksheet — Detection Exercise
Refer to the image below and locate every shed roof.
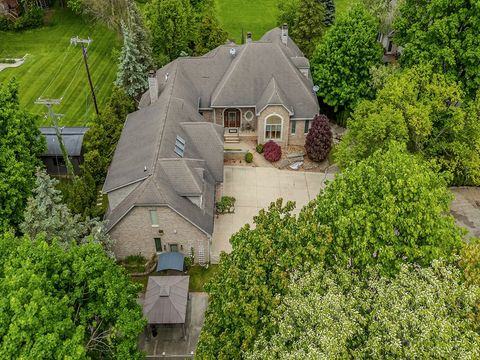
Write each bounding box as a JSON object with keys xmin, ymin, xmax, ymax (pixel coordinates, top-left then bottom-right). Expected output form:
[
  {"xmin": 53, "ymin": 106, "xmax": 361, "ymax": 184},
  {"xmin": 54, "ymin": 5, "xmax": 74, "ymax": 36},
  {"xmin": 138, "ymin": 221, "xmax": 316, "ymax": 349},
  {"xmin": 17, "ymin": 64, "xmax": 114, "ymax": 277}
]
[
  {"xmin": 40, "ymin": 127, "xmax": 88, "ymax": 157},
  {"xmin": 156, "ymin": 252, "xmax": 185, "ymax": 272},
  {"xmin": 143, "ymin": 276, "xmax": 189, "ymax": 324}
]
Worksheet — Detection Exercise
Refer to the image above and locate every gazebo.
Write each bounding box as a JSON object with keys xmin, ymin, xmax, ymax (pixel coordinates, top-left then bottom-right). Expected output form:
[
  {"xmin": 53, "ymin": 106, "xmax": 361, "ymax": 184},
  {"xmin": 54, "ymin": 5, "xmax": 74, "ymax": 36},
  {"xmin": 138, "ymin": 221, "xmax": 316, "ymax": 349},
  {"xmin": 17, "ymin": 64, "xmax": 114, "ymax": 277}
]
[{"xmin": 143, "ymin": 276, "xmax": 190, "ymax": 337}]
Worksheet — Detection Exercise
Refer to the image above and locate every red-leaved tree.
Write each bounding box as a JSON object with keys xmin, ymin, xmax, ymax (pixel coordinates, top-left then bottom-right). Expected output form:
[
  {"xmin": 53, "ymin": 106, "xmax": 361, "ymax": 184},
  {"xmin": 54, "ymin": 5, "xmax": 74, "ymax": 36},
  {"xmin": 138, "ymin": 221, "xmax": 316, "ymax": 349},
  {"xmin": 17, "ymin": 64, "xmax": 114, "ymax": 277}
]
[{"xmin": 305, "ymin": 114, "xmax": 333, "ymax": 162}]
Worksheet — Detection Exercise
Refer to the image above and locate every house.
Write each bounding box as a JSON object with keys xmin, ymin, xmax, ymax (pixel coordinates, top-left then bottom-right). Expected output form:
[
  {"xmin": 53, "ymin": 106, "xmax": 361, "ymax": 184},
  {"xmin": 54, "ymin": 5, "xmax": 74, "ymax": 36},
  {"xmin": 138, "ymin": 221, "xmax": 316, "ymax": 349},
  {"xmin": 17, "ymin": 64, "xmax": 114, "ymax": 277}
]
[
  {"xmin": 39, "ymin": 127, "xmax": 88, "ymax": 176},
  {"xmin": 103, "ymin": 25, "xmax": 320, "ymax": 262}
]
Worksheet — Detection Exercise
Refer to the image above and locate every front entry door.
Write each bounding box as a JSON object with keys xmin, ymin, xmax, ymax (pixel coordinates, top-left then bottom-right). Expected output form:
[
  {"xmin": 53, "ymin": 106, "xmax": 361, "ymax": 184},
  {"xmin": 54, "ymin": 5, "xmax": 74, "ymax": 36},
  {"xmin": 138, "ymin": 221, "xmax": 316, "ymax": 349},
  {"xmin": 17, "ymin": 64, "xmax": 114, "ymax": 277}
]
[{"xmin": 224, "ymin": 109, "xmax": 240, "ymax": 128}]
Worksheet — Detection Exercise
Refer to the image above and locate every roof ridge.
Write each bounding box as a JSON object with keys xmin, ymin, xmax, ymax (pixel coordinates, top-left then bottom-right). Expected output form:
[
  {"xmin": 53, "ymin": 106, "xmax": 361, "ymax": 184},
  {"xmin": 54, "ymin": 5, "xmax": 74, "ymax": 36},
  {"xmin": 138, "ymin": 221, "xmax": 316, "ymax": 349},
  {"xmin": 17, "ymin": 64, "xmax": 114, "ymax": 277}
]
[
  {"xmin": 149, "ymin": 61, "xmax": 180, "ymax": 177},
  {"xmin": 275, "ymin": 43, "xmax": 317, "ymax": 103},
  {"xmin": 211, "ymin": 43, "xmax": 249, "ymax": 104}
]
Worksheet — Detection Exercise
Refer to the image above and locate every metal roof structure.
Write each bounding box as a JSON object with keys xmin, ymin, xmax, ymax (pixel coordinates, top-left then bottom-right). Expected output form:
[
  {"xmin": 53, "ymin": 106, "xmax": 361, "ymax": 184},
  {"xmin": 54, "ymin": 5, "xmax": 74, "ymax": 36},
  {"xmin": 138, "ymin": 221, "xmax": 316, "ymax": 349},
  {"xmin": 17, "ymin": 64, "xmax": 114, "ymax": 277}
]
[
  {"xmin": 40, "ymin": 127, "xmax": 88, "ymax": 157},
  {"xmin": 156, "ymin": 252, "xmax": 185, "ymax": 272},
  {"xmin": 143, "ymin": 276, "xmax": 189, "ymax": 324}
]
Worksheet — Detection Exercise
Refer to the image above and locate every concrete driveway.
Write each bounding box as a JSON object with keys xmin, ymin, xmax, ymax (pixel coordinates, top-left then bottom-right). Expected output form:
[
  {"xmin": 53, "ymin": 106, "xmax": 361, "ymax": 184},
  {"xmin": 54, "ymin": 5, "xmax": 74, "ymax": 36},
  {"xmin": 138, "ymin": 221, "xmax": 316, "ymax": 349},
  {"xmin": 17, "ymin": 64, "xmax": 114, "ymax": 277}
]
[{"xmin": 211, "ymin": 166, "xmax": 334, "ymax": 260}]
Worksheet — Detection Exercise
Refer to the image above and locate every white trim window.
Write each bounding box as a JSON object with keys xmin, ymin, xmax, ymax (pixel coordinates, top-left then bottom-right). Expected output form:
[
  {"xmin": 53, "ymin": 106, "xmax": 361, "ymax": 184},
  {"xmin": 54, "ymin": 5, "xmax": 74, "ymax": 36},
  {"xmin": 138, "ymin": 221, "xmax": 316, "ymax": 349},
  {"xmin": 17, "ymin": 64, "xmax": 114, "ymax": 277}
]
[
  {"xmin": 244, "ymin": 110, "xmax": 254, "ymax": 121},
  {"xmin": 265, "ymin": 115, "xmax": 283, "ymax": 140},
  {"xmin": 149, "ymin": 209, "xmax": 159, "ymax": 227}
]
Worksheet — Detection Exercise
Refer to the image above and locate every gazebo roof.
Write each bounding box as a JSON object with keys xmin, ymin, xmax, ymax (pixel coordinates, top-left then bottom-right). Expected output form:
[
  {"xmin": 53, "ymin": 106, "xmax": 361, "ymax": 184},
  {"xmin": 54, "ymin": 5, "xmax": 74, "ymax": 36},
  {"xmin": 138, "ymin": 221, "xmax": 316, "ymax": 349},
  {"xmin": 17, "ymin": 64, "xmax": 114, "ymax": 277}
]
[
  {"xmin": 143, "ymin": 276, "xmax": 189, "ymax": 324},
  {"xmin": 156, "ymin": 252, "xmax": 185, "ymax": 272}
]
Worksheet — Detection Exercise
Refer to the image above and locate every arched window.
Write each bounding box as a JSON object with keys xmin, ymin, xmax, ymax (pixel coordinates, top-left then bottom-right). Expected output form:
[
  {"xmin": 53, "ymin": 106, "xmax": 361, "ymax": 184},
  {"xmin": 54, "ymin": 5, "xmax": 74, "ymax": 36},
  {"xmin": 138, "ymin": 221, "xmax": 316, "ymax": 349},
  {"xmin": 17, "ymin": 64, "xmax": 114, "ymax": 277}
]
[{"xmin": 265, "ymin": 115, "xmax": 282, "ymax": 140}]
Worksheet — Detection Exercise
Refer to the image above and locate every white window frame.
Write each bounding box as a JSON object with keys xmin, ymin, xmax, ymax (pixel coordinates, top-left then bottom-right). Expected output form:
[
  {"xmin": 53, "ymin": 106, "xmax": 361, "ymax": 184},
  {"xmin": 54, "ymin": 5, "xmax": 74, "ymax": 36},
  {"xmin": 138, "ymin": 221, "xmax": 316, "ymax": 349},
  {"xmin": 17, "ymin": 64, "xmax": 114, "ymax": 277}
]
[
  {"xmin": 290, "ymin": 120, "xmax": 296, "ymax": 135},
  {"xmin": 244, "ymin": 110, "xmax": 254, "ymax": 121},
  {"xmin": 149, "ymin": 209, "xmax": 159, "ymax": 227},
  {"xmin": 264, "ymin": 114, "xmax": 283, "ymax": 141}
]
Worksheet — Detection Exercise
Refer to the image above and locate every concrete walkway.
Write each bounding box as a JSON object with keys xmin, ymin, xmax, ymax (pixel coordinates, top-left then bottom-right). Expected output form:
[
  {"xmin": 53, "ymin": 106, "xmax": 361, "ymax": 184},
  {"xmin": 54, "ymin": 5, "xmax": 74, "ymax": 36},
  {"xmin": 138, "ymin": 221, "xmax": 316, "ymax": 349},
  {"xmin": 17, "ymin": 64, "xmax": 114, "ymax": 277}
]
[
  {"xmin": 211, "ymin": 166, "xmax": 335, "ymax": 260},
  {"xmin": 451, "ymin": 187, "xmax": 480, "ymax": 238}
]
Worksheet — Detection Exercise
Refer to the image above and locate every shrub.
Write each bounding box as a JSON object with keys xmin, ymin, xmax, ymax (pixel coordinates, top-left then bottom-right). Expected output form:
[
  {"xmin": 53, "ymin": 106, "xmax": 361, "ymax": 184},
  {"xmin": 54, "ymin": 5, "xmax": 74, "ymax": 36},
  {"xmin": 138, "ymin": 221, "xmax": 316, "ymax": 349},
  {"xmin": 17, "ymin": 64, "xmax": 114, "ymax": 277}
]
[
  {"xmin": 245, "ymin": 152, "xmax": 253, "ymax": 163},
  {"xmin": 0, "ymin": 16, "xmax": 11, "ymax": 31},
  {"xmin": 215, "ymin": 196, "xmax": 236, "ymax": 214},
  {"xmin": 264, "ymin": 140, "xmax": 282, "ymax": 162},
  {"xmin": 305, "ymin": 114, "xmax": 333, "ymax": 162},
  {"xmin": 256, "ymin": 143, "xmax": 264, "ymax": 153},
  {"xmin": 14, "ymin": 7, "xmax": 44, "ymax": 31}
]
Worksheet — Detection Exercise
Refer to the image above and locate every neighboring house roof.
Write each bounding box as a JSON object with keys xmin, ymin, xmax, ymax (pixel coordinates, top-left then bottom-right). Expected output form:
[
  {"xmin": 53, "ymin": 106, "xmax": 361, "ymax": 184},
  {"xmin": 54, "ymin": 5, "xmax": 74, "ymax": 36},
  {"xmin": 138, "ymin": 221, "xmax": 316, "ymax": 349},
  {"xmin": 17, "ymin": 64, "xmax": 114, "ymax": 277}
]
[
  {"xmin": 143, "ymin": 276, "xmax": 189, "ymax": 324},
  {"xmin": 40, "ymin": 127, "xmax": 88, "ymax": 157},
  {"xmin": 104, "ymin": 26, "xmax": 319, "ymax": 236}
]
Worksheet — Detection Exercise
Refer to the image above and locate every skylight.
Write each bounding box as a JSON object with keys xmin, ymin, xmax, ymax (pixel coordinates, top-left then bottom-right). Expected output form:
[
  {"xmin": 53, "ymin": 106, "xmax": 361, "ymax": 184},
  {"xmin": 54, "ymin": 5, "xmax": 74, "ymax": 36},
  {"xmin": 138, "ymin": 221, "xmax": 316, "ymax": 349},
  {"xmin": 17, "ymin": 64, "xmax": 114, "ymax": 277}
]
[{"xmin": 174, "ymin": 135, "xmax": 185, "ymax": 157}]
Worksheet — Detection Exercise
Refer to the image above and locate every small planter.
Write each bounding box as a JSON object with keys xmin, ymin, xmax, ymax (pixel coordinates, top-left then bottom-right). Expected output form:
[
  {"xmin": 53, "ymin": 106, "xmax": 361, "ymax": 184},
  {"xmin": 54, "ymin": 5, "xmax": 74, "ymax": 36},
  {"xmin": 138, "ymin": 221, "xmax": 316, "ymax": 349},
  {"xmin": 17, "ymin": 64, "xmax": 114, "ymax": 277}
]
[{"xmin": 215, "ymin": 196, "xmax": 236, "ymax": 215}]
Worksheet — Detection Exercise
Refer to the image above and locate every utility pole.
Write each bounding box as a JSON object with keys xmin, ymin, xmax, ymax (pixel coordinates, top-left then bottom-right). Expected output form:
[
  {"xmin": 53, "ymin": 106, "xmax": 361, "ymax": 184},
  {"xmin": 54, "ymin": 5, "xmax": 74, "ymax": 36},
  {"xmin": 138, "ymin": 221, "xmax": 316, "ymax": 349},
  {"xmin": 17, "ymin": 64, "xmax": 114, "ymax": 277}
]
[
  {"xmin": 35, "ymin": 98, "xmax": 76, "ymax": 181},
  {"xmin": 71, "ymin": 36, "xmax": 99, "ymax": 116}
]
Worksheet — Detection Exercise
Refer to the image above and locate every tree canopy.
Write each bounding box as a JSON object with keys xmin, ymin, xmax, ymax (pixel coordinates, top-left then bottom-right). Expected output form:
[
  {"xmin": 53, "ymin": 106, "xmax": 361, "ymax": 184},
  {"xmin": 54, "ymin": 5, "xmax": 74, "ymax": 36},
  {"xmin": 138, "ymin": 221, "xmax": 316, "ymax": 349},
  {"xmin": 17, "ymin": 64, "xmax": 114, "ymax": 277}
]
[
  {"xmin": 394, "ymin": 0, "xmax": 480, "ymax": 96},
  {"xmin": 277, "ymin": 0, "xmax": 329, "ymax": 58},
  {"xmin": 195, "ymin": 200, "xmax": 330, "ymax": 359},
  {"xmin": 337, "ymin": 65, "xmax": 480, "ymax": 186},
  {"xmin": 248, "ymin": 262, "xmax": 480, "ymax": 359},
  {"xmin": 310, "ymin": 143, "xmax": 464, "ymax": 276},
  {"xmin": 144, "ymin": 0, "xmax": 192, "ymax": 65},
  {"xmin": 311, "ymin": 4, "xmax": 383, "ymax": 110},
  {"xmin": 0, "ymin": 233, "xmax": 145, "ymax": 359},
  {"xmin": 115, "ymin": 21, "xmax": 149, "ymax": 98},
  {"xmin": 0, "ymin": 79, "xmax": 45, "ymax": 233},
  {"xmin": 21, "ymin": 170, "xmax": 115, "ymax": 255}
]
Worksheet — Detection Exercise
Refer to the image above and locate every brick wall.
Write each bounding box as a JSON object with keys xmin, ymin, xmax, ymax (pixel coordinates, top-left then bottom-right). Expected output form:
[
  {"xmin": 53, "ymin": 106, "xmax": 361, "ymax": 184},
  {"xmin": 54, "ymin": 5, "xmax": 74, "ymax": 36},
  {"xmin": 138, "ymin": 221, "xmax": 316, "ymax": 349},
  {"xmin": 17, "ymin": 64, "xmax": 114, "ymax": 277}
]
[
  {"xmin": 201, "ymin": 110, "xmax": 214, "ymax": 123},
  {"xmin": 288, "ymin": 120, "xmax": 309, "ymax": 146},
  {"xmin": 110, "ymin": 206, "xmax": 210, "ymax": 263}
]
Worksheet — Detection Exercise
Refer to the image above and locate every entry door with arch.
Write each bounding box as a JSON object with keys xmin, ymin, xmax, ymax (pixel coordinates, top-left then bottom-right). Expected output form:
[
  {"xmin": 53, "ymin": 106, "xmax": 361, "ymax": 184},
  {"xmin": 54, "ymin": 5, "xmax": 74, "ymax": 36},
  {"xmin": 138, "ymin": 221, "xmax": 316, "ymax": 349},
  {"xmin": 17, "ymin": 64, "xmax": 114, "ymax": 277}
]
[{"xmin": 224, "ymin": 108, "xmax": 241, "ymax": 128}]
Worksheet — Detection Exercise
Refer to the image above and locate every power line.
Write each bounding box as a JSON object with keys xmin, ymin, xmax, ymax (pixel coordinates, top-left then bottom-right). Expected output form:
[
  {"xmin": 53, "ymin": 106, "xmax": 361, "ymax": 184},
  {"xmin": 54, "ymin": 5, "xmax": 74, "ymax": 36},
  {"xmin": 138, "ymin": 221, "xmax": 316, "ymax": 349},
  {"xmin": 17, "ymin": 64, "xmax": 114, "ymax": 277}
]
[
  {"xmin": 71, "ymin": 36, "xmax": 100, "ymax": 116},
  {"xmin": 62, "ymin": 55, "xmax": 84, "ymax": 99},
  {"xmin": 40, "ymin": 44, "xmax": 73, "ymax": 98}
]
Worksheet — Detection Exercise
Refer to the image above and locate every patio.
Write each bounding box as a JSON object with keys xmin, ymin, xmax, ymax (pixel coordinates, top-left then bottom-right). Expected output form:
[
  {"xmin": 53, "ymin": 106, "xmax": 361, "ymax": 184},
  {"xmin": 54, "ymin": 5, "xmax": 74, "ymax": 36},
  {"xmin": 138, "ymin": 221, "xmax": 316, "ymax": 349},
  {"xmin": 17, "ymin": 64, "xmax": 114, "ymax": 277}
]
[{"xmin": 211, "ymin": 166, "xmax": 335, "ymax": 261}]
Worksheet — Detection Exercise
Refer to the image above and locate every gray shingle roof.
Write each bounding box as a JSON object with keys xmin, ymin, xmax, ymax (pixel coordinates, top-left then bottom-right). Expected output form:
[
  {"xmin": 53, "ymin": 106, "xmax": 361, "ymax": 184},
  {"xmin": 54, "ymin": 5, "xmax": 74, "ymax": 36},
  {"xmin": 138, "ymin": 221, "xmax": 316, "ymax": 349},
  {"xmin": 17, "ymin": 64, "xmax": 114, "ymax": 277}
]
[
  {"xmin": 210, "ymin": 41, "xmax": 318, "ymax": 119},
  {"xmin": 104, "ymin": 26, "xmax": 319, "ymax": 236},
  {"xmin": 256, "ymin": 77, "xmax": 293, "ymax": 115},
  {"xmin": 40, "ymin": 127, "xmax": 88, "ymax": 157},
  {"xmin": 143, "ymin": 276, "xmax": 189, "ymax": 324}
]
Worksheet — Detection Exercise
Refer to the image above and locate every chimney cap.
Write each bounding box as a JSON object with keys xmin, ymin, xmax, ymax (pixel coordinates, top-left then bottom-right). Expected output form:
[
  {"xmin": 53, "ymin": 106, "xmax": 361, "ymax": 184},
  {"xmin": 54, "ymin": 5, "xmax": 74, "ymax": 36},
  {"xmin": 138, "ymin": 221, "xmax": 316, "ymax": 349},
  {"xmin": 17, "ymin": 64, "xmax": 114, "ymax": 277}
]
[
  {"xmin": 246, "ymin": 31, "xmax": 252, "ymax": 38},
  {"xmin": 149, "ymin": 69, "xmax": 156, "ymax": 77},
  {"xmin": 282, "ymin": 23, "xmax": 288, "ymax": 28}
]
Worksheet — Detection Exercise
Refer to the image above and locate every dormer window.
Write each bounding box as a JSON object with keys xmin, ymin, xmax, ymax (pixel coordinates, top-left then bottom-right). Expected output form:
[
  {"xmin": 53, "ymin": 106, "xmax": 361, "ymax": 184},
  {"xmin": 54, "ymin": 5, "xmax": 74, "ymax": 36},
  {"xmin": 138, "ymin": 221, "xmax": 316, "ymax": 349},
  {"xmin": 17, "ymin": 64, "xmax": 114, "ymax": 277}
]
[{"xmin": 174, "ymin": 135, "xmax": 185, "ymax": 157}]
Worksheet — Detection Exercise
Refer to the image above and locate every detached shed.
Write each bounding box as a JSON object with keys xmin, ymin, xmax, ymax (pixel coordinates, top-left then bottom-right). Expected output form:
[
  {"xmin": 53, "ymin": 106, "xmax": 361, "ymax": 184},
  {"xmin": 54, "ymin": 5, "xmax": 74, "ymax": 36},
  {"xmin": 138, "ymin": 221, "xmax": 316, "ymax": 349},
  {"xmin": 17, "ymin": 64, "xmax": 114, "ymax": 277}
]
[{"xmin": 39, "ymin": 127, "xmax": 88, "ymax": 176}]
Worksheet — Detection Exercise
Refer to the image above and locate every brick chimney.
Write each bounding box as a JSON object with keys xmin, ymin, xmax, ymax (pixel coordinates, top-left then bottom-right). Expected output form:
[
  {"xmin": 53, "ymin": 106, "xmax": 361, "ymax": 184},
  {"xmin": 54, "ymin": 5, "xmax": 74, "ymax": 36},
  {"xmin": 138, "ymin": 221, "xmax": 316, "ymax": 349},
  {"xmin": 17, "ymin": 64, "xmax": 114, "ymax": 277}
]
[
  {"xmin": 281, "ymin": 23, "xmax": 288, "ymax": 46},
  {"xmin": 148, "ymin": 70, "xmax": 158, "ymax": 104},
  {"xmin": 246, "ymin": 32, "xmax": 252, "ymax": 43}
]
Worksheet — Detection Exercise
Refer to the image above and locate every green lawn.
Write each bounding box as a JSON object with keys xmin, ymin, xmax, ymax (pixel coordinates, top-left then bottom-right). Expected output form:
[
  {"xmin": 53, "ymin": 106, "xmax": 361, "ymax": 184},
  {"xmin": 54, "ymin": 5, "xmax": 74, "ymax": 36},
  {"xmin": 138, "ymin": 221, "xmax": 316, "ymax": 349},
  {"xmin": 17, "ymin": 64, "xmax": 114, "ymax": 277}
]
[
  {"xmin": 0, "ymin": 7, "xmax": 120, "ymax": 126},
  {"xmin": 188, "ymin": 265, "xmax": 219, "ymax": 292},
  {"xmin": 215, "ymin": 0, "xmax": 279, "ymax": 42},
  {"xmin": 215, "ymin": 0, "xmax": 360, "ymax": 43}
]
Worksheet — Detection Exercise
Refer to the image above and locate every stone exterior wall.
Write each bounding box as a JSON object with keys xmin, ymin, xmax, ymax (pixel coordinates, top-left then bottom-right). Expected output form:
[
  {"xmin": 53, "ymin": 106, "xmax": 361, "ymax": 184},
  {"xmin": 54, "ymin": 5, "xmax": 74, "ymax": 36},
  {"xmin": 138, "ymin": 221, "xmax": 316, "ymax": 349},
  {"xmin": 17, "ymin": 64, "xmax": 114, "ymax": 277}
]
[
  {"xmin": 200, "ymin": 109, "xmax": 214, "ymax": 123},
  {"xmin": 257, "ymin": 105, "xmax": 291, "ymax": 146},
  {"xmin": 110, "ymin": 206, "xmax": 210, "ymax": 263},
  {"xmin": 214, "ymin": 108, "xmax": 224, "ymax": 126},
  {"xmin": 288, "ymin": 120, "xmax": 309, "ymax": 146},
  {"xmin": 239, "ymin": 107, "xmax": 257, "ymax": 131}
]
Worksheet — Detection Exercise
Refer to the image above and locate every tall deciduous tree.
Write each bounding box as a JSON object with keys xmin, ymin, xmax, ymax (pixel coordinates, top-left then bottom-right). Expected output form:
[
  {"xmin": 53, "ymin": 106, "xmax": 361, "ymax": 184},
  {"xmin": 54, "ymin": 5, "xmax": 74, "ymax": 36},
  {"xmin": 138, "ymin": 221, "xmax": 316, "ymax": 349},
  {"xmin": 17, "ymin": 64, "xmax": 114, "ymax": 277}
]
[
  {"xmin": 115, "ymin": 21, "xmax": 148, "ymax": 98},
  {"xmin": 277, "ymin": 0, "xmax": 329, "ymax": 58},
  {"xmin": 0, "ymin": 79, "xmax": 45, "ymax": 233},
  {"xmin": 394, "ymin": 0, "xmax": 480, "ymax": 96},
  {"xmin": 337, "ymin": 66, "xmax": 480, "ymax": 186},
  {"xmin": 20, "ymin": 170, "xmax": 115, "ymax": 255},
  {"xmin": 311, "ymin": 4, "xmax": 383, "ymax": 110},
  {"xmin": 196, "ymin": 200, "xmax": 330, "ymax": 359},
  {"xmin": 144, "ymin": 0, "xmax": 192, "ymax": 65},
  {"xmin": 249, "ymin": 262, "xmax": 480, "ymax": 359},
  {"xmin": 311, "ymin": 143, "xmax": 464, "ymax": 275},
  {"xmin": 193, "ymin": 12, "xmax": 228, "ymax": 56},
  {"xmin": 0, "ymin": 233, "xmax": 145, "ymax": 358}
]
